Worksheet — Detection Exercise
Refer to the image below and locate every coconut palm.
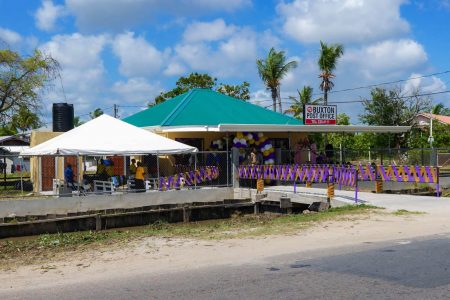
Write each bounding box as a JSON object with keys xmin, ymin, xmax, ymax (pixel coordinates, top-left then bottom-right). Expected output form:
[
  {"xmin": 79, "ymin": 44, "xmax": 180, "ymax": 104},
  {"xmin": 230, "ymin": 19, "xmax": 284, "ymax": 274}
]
[
  {"xmin": 257, "ymin": 48, "xmax": 298, "ymax": 112},
  {"xmin": 285, "ymin": 86, "xmax": 321, "ymax": 119},
  {"xmin": 431, "ymin": 103, "xmax": 450, "ymax": 115},
  {"xmin": 318, "ymin": 41, "xmax": 344, "ymax": 105},
  {"xmin": 90, "ymin": 108, "xmax": 104, "ymax": 119}
]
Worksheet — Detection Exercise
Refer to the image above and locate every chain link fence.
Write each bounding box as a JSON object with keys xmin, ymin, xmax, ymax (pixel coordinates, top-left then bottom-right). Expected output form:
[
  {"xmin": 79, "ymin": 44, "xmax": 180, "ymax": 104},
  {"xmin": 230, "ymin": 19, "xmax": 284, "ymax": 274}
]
[
  {"xmin": 280, "ymin": 147, "xmax": 445, "ymax": 167},
  {"xmin": 0, "ymin": 151, "xmax": 231, "ymax": 198},
  {"xmin": 0, "ymin": 154, "xmax": 32, "ymax": 197},
  {"xmin": 2, "ymin": 148, "xmax": 450, "ymax": 198}
]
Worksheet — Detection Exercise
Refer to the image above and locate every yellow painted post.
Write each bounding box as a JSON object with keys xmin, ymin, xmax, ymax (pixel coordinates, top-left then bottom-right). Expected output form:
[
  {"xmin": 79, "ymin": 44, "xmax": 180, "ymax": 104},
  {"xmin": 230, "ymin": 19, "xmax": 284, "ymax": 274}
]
[
  {"xmin": 327, "ymin": 182, "xmax": 335, "ymax": 199},
  {"xmin": 376, "ymin": 179, "xmax": 383, "ymax": 193},
  {"xmin": 306, "ymin": 181, "xmax": 312, "ymax": 188}
]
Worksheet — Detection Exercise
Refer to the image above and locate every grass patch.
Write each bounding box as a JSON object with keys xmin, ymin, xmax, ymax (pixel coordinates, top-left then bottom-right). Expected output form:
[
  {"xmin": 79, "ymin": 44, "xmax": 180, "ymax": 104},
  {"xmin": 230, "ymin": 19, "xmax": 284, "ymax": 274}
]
[
  {"xmin": 392, "ymin": 209, "xmax": 426, "ymax": 216},
  {"xmin": 0, "ymin": 204, "xmax": 381, "ymax": 269}
]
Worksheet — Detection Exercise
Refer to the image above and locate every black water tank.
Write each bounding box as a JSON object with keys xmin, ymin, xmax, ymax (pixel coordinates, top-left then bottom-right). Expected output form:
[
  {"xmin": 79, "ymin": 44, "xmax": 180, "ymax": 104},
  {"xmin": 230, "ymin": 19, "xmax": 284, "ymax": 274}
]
[{"xmin": 52, "ymin": 103, "xmax": 74, "ymax": 132}]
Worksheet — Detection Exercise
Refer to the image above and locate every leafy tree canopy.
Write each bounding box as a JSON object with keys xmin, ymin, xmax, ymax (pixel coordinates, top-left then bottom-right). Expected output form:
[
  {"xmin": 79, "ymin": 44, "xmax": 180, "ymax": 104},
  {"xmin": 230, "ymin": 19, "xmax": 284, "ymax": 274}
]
[
  {"xmin": 153, "ymin": 73, "xmax": 250, "ymax": 105},
  {"xmin": 90, "ymin": 108, "xmax": 103, "ymax": 119},
  {"xmin": 73, "ymin": 116, "xmax": 84, "ymax": 127},
  {"xmin": 0, "ymin": 48, "xmax": 59, "ymax": 124},
  {"xmin": 360, "ymin": 86, "xmax": 431, "ymax": 148}
]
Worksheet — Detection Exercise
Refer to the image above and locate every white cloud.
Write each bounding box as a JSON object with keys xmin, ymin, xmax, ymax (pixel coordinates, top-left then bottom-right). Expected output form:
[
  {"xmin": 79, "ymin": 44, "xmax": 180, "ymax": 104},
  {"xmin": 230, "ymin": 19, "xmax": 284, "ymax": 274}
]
[
  {"xmin": 0, "ymin": 27, "xmax": 22, "ymax": 46},
  {"xmin": 40, "ymin": 33, "xmax": 109, "ymax": 112},
  {"xmin": 112, "ymin": 32, "xmax": 167, "ymax": 78},
  {"xmin": 183, "ymin": 19, "xmax": 236, "ymax": 42},
  {"xmin": 403, "ymin": 73, "xmax": 447, "ymax": 95},
  {"xmin": 343, "ymin": 39, "xmax": 428, "ymax": 79},
  {"xmin": 66, "ymin": 0, "xmax": 250, "ymax": 31},
  {"xmin": 112, "ymin": 77, "xmax": 161, "ymax": 104},
  {"xmin": 174, "ymin": 22, "xmax": 259, "ymax": 78},
  {"xmin": 277, "ymin": 0, "xmax": 410, "ymax": 43},
  {"xmin": 164, "ymin": 62, "xmax": 187, "ymax": 76},
  {"xmin": 35, "ymin": 0, "xmax": 66, "ymax": 31}
]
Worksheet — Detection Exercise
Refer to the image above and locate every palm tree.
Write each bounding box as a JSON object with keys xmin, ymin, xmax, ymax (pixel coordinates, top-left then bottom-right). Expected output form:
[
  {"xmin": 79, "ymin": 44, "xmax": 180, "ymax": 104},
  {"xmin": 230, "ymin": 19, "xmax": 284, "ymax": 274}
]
[
  {"xmin": 318, "ymin": 41, "xmax": 344, "ymax": 105},
  {"xmin": 73, "ymin": 116, "xmax": 84, "ymax": 127},
  {"xmin": 90, "ymin": 108, "xmax": 104, "ymax": 119},
  {"xmin": 285, "ymin": 86, "xmax": 321, "ymax": 119},
  {"xmin": 257, "ymin": 48, "xmax": 298, "ymax": 112},
  {"xmin": 431, "ymin": 103, "xmax": 450, "ymax": 115}
]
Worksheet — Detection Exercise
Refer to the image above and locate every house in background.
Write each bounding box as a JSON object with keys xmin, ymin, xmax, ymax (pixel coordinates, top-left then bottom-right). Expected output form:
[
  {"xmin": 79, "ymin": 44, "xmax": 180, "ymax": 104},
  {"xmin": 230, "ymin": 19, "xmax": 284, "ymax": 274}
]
[
  {"xmin": 0, "ymin": 135, "xmax": 30, "ymax": 174},
  {"xmin": 414, "ymin": 113, "xmax": 450, "ymax": 127}
]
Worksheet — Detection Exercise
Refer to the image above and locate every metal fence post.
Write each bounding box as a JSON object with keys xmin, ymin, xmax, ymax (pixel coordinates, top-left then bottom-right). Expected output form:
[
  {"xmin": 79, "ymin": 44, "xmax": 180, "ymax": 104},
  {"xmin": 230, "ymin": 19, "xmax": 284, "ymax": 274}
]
[
  {"xmin": 156, "ymin": 153, "xmax": 160, "ymax": 183},
  {"xmin": 194, "ymin": 153, "xmax": 197, "ymax": 190},
  {"xmin": 20, "ymin": 156, "xmax": 24, "ymax": 194},
  {"xmin": 226, "ymin": 136, "xmax": 229, "ymax": 187}
]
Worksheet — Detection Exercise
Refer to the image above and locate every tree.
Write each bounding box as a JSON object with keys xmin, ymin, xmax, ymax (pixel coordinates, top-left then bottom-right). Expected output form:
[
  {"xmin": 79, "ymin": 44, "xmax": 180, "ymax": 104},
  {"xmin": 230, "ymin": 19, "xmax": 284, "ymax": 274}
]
[
  {"xmin": 90, "ymin": 108, "xmax": 103, "ymax": 119},
  {"xmin": 0, "ymin": 48, "xmax": 59, "ymax": 123},
  {"xmin": 216, "ymin": 81, "xmax": 250, "ymax": 101},
  {"xmin": 328, "ymin": 113, "xmax": 355, "ymax": 151},
  {"xmin": 256, "ymin": 48, "xmax": 298, "ymax": 112},
  {"xmin": 318, "ymin": 41, "xmax": 344, "ymax": 105},
  {"xmin": 153, "ymin": 73, "xmax": 250, "ymax": 105},
  {"xmin": 360, "ymin": 87, "xmax": 431, "ymax": 148},
  {"xmin": 431, "ymin": 103, "xmax": 450, "ymax": 115},
  {"xmin": 154, "ymin": 73, "xmax": 217, "ymax": 104},
  {"xmin": 285, "ymin": 86, "xmax": 321, "ymax": 119},
  {"xmin": 73, "ymin": 116, "xmax": 84, "ymax": 127},
  {"xmin": 10, "ymin": 106, "xmax": 41, "ymax": 133}
]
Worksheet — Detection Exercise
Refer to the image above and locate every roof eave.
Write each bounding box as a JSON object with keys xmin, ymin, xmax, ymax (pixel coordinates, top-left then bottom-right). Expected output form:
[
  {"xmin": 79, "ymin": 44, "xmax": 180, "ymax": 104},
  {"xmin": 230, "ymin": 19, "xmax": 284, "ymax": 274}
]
[{"xmin": 218, "ymin": 124, "xmax": 411, "ymax": 133}]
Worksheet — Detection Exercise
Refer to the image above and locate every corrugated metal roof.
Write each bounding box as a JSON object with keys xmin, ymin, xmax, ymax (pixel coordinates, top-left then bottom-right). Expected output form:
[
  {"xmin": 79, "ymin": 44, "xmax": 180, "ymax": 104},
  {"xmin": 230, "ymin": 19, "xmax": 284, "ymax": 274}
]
[
  {"xmin": 419, "ymin": 113, "xmax": 450, "ymax": 125},
  {"xmin": 123, "ymin": 89, "xmax": 302, "ymax": 127}
]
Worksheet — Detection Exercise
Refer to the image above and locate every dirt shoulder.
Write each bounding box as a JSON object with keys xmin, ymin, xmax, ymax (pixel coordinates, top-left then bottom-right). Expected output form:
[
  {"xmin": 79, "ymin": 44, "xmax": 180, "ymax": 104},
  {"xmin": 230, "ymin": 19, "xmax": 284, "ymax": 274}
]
[{"xmin": 1, "ymin": 208, "xmax": 450, "ymax": 291}]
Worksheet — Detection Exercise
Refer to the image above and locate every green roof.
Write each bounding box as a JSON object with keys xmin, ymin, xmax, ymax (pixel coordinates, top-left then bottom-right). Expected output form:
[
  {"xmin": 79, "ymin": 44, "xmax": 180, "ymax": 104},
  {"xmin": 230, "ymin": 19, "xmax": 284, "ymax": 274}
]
[{"xmin": 123, "ymin": 89, "xmax": 303, "ymax": 127}]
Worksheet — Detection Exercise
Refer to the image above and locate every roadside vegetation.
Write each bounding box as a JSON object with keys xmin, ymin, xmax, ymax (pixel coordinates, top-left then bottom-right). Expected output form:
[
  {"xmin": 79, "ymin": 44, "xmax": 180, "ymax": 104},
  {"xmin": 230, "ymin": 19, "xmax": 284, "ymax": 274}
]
[
  {"xmin": 393, "ymin": 209, "xmax": 426, "ymax": 216},
  {"xmin": 0, "ymin": 205, "xmax": 385, "ymax": 269}
]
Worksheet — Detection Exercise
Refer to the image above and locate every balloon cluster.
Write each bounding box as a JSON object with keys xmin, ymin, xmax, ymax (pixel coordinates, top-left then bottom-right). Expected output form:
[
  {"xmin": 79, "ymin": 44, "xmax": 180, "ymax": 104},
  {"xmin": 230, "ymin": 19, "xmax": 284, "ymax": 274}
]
[
  {"xmin": 210, "ymin": 138, "xmax": 224, "ymax": 150},
  {"xmin": 232, "ymin": 132, "xmax": 275, "ymax": 165}
]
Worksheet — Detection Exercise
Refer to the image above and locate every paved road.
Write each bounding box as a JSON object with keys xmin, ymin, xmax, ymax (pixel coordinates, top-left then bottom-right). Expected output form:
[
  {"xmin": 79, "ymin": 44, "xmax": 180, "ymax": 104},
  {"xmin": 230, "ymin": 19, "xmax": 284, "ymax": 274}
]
[{"xmin": 3, "ymin": 234, "xmax": 450, "ymax": 299}]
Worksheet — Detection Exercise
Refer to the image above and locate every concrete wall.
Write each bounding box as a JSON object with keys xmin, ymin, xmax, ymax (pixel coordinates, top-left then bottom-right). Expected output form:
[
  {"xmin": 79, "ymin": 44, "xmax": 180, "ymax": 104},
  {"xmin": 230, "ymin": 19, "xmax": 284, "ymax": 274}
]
[{"xmin": 0, "ymin": 188, "xmax": 234, "ymax": 218}]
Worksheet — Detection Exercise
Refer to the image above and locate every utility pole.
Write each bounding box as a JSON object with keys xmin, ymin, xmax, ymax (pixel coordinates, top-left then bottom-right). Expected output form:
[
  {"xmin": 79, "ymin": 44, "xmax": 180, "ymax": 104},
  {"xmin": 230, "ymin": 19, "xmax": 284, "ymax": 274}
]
[{"xmin": 113, "ymin": 104, "xmax": 118, "ymax": 118}]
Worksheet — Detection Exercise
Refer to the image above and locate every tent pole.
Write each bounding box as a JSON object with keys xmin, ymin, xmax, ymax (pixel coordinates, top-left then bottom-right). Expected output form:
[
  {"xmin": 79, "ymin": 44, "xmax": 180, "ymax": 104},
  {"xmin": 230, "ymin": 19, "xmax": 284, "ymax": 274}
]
[
  {"xmin": 226, "ymin": 132, "xmax": 229, "ymax": 187},
  {"xmin": 20, "ymin": 156, "xmax": 23, "ymax": 194},
  {"xmin": 77, "ymin": 154, "xmax": 81, "ymax": 194},
  {"xmin": 156, "ymin": 153, "xmax": 160, "ymax": 187},
  {"xmin": 194, "ymin": 153, "xmax": 197, "ymax": 190}
]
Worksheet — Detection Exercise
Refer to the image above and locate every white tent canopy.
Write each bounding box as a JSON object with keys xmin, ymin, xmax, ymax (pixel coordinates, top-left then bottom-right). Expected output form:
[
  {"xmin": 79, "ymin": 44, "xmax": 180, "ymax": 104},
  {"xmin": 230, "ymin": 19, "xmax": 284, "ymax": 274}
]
[{"xmin": 20, "ymin": 114, "xmax": 197, "ymax": 156}]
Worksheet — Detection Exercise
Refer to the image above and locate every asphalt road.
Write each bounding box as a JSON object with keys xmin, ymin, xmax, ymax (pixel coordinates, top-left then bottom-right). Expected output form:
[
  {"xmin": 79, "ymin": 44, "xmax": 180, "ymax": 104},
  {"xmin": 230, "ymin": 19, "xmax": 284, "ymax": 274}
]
[{"xmin": 3, "ymin": 234, "xmax": 450, "ymax": 299}]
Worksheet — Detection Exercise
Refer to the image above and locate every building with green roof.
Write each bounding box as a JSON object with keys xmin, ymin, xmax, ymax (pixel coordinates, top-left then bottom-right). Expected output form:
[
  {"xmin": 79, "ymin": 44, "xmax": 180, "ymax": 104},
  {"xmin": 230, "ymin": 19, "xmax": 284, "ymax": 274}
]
[
  {"xmin": 123, "ymin": 88, "xmax": 307, "ymax": 151},
  {"xmin": 123, "ymin": 88, "xmax": 410, "ymax": 152},
  {"xmin": 123, "ymin": 88, "xmax": 302, "ymax": 129}
]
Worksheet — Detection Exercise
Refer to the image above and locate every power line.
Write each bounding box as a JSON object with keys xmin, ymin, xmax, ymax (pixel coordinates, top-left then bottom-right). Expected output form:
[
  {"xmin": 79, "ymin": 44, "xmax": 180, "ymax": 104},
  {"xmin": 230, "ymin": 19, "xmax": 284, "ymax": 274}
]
[
  {"xmin": 312, "ymin": 70, "xmax": 450, "ymax": 97},
  {"xmin": 262, "ymin": 90, "xmax": 450, "ymax": 108},
  {"xmin": 328, "ymin": 90, "xmax": 450, "ymax": 104},
  {"xmin": 253, "ymin": 70, "xmax": 450, "ymax": 103}
]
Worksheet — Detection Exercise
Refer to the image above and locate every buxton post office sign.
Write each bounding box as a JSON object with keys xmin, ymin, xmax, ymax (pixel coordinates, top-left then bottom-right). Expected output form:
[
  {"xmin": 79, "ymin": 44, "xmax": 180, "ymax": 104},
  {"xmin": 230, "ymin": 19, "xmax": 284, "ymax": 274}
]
[{"xmin": 303, "ymin": 105, "xmax": 337, "ymax": 125}]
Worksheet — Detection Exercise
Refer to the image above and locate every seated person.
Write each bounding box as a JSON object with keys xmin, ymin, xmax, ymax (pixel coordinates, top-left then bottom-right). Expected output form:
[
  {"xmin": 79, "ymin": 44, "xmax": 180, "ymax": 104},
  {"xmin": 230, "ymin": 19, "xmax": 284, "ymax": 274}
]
[{"xmin": 96, "ymin": 159, "xmax": 108, "ymax": 181}]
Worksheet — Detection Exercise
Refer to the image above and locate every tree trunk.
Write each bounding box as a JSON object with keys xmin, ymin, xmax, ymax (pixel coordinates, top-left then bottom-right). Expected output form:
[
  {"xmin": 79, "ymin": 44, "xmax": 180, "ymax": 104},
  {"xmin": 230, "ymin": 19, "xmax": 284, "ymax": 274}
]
[
  {"xmin": 277, "ymin": 88, "xmax": 282, "ymax": 113},
  {"xmin": 271, "ymin": 88, "xmax": 277, "ymax": 112},
  {"xmin": 324, "ymin": 89, "xmax": 328, "ymax": 105}
]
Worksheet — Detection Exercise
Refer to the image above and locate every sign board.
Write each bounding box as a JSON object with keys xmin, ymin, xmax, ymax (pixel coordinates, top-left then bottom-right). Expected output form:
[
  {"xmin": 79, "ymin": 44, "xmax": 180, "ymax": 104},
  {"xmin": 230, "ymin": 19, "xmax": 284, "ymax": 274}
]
[{"xmin": 303, "ymin": 105, "xmax": 337, "ymax": 125}]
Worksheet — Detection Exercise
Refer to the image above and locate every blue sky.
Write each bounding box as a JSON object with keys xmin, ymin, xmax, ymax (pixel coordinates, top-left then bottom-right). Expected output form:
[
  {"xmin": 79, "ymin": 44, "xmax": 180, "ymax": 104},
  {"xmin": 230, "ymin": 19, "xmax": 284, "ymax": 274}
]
[{"xmin": 1, "ymin": 0, "xmax": 450, "ymax": 124}]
